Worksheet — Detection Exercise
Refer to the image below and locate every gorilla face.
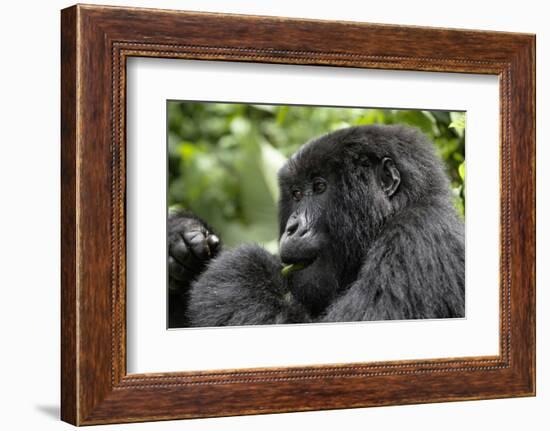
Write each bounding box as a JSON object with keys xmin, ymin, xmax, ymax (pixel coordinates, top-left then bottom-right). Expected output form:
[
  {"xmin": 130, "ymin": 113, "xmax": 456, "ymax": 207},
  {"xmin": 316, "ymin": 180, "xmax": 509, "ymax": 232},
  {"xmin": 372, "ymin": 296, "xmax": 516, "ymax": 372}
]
[
  {"xmin": 277, "ymin": 180, "xmax": 335, "ymax": 315},
  {"xmin": 279, "ymin": 175, "xmax": 330, "ymax": 267},
  {"xmin": 277, "ymin": 130, "xmax": 402, "ymax": 316}
]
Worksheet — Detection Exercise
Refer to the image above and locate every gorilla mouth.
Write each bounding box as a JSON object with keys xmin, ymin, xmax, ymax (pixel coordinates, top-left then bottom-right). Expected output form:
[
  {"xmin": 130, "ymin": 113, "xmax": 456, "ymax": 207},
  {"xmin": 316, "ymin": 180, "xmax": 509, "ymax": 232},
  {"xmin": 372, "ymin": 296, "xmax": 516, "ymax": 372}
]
[{"xmin": 281, "ymin": 258, "xmax": 315, "ymax": 277}]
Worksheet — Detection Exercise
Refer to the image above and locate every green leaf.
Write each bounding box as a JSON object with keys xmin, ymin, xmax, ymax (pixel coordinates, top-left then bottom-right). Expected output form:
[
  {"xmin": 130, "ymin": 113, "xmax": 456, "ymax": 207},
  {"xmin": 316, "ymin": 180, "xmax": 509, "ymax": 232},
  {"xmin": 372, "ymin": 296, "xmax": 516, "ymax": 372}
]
[
  {"xmin": 177, "ymin": 142, "xmax": 196, "ymax": 162},
  {"xmin": 281, "ymin": 262, "xmax": 306, "ymax": 277},
  {"xmin": 230, "ymin": 117, "xmax": 251, "ymax": 136},
  {"xmin": 276, "ymin": 105, "xmax": 289, "ymax": 125},
  {"xmin": 449, "ymin": 112, "xmax": 466, "ymax": 136},
  {"xmin": 458, "ymin": 162, "xmax": 465, "ymax": 181},
  {"xmin": 392, "ymin": 110, "xmax": 438, "ymax": 136}
]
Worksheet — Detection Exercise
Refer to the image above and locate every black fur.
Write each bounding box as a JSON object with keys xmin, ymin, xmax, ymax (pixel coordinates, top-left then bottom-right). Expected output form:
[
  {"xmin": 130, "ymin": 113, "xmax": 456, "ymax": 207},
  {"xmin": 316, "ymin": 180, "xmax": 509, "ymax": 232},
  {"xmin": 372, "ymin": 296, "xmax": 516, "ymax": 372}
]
[
  {"xmin": 170, "ymin": 125, "xmax": 465, "ymax": 327},
  {"xmin": 187, "ymin": 245, "xmax": 309, "ymax": 326}
]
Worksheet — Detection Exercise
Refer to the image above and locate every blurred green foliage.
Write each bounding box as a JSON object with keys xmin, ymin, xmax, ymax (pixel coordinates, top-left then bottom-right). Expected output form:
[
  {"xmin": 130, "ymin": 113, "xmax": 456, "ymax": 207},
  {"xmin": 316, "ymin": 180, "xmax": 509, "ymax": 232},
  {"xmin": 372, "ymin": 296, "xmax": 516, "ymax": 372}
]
[{"xmin": 168, "ymin": 102, "xmax": 465, "ymax": 251}]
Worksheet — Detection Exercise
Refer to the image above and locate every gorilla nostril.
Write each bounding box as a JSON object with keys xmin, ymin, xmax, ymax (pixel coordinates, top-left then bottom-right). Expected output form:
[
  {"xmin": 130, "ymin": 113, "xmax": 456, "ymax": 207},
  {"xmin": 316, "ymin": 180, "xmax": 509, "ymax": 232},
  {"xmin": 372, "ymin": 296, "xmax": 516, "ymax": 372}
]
[
  {"xmin": 286, "ymin": 220, "xmax": 299, "ymax": 236},
  {"xmin": 299, "ymin": 228, "xmax": 309, "ymax": 237}
]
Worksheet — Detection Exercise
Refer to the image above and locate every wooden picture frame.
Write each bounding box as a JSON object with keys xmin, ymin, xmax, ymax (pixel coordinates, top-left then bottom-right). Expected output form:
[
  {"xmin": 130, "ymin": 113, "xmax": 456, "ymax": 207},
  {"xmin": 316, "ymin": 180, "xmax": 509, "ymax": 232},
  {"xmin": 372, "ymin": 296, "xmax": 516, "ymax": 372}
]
[{"xmin": 61, "ymin": 4, "xmax": 535, "ymax": 425}]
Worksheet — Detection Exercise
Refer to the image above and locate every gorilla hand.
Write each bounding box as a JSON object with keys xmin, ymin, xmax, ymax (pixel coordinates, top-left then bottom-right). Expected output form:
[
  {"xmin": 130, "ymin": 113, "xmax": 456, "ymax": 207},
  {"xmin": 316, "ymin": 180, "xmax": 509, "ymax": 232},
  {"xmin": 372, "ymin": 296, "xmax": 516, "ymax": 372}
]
[{"xmin": 168, "ymin": 211, "xmax": 221, "ymax": 293}]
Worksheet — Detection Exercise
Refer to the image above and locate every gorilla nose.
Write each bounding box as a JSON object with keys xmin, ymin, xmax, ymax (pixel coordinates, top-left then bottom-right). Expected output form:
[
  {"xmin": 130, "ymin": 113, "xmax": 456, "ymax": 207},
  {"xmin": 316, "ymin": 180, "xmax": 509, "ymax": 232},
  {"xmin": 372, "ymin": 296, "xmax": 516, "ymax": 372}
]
[
  {"xmin": 285, "ymin": 216, "xmax": 310, "ymax": 238},
  {"xmin": 280, "ymin": 213, "xmax": 318, "ymax": 264}
]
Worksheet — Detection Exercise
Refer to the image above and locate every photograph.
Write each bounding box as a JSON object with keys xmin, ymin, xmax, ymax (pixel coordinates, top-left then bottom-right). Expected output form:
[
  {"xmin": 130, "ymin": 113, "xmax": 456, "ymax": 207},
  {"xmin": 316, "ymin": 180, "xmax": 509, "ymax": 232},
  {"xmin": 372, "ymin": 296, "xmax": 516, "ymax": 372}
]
[{"xmin": 167, "ymin": 102, "xmax": 466, "ymax": 328}]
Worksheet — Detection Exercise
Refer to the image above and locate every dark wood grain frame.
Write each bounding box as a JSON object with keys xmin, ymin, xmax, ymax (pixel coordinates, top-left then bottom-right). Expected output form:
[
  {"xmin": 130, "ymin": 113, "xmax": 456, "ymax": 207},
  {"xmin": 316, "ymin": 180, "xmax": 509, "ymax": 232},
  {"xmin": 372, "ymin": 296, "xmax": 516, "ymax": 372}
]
[{"xmin": 61, "ymin": 4, "xmax": 535, "ymax": 426}]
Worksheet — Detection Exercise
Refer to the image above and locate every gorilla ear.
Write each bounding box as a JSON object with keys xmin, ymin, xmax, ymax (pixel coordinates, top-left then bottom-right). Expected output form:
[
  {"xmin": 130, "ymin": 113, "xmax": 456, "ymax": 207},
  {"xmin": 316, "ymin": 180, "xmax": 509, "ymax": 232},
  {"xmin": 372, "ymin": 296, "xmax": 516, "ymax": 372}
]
[{"xmin": 378, "ymin": 157, "xmax": 401, "ymax": 197}]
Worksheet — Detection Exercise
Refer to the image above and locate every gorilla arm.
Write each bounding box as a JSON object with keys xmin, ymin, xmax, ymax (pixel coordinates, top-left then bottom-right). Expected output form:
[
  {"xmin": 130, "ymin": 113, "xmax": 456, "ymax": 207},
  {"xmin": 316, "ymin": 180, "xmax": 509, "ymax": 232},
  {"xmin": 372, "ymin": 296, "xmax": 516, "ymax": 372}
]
[{"xmin": 187, "ymin": 244, "xmax": 310, "ymax": 327}]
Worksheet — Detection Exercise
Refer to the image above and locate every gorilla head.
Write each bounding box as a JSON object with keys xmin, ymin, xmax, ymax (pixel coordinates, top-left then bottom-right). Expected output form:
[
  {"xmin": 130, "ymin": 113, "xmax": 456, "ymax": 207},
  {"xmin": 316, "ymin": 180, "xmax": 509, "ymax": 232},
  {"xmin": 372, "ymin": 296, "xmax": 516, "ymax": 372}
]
[{"xmin": 277, "ymin": 125, "xmax": 453, "ymax": 317}]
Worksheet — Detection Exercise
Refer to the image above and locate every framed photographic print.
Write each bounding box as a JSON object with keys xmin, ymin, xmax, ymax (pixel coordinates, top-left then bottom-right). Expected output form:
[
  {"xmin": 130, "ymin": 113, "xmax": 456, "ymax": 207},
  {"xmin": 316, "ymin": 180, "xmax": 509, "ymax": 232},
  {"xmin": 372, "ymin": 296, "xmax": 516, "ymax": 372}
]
[{"xmin": 61, "ymin": 4, "xmax": 536, "ymax": 425}]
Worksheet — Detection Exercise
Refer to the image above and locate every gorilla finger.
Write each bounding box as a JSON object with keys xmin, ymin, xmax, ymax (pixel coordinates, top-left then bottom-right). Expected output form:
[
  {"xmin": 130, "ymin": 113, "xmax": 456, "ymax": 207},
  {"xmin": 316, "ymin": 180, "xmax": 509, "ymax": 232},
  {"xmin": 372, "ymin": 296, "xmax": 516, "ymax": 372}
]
[
  {"xmin": 206, "ymin": 234, "xmax": 220, "ymax": 255},
  {"xmin": 183, "ymin": 230, "xmax": 210, "ymax": 260},
  {"xmin": 168, "ymin": 256, "xmax": 189, "ymax": 282},
  {"xmin": 169, "ymin": 237, "xmax": 191, "ymax": 265}
]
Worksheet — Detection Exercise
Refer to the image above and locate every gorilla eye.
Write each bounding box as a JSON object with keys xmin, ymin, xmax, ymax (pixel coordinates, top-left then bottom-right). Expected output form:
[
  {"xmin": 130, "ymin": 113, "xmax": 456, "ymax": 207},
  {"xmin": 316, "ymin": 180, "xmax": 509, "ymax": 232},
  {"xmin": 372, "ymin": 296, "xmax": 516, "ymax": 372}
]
[
  {"xmin": 312, "ymin": 178, "xmax": 327, "ymax": 194},
  {"xmin": 292, "ymin": 189, "xmax": 303, "ymax": 201}
]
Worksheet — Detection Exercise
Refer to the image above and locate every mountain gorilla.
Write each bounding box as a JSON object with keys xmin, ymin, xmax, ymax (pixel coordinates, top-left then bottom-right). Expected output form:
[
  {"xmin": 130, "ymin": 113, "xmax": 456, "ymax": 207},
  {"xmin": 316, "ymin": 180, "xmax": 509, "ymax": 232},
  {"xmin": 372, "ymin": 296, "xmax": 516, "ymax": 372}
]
[{"xmin": 168, "ymin": 125, "xmax": 465, "ymax": 328}]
